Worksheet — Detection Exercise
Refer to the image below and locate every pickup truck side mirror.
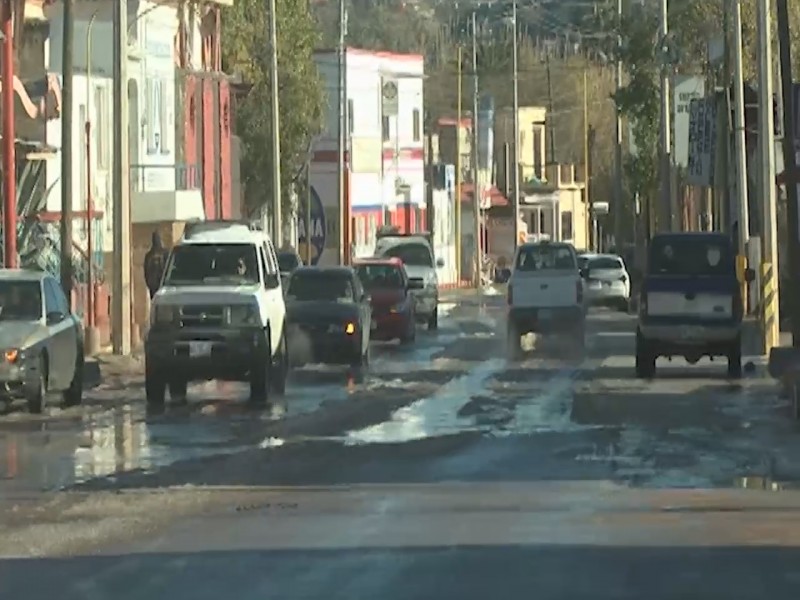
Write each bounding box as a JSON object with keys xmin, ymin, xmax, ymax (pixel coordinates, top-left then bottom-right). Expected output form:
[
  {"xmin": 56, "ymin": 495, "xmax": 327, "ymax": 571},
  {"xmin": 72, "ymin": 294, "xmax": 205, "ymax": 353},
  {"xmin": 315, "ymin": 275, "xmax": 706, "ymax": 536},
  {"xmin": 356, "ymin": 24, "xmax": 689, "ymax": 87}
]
[
  {"xmin": 744, "ymin": 267, "xmax": 755, "ymax": 283},
  {"xmin": 579, "ymin": 267, "xmax": 589, "ymax": 279},
  {"xmin": 264, "ymin": 273, "xmax": 281, "ymax": 289},
  {"xmin": 436, "ymin": 258, "xmax": 445, "ymax": 268}
]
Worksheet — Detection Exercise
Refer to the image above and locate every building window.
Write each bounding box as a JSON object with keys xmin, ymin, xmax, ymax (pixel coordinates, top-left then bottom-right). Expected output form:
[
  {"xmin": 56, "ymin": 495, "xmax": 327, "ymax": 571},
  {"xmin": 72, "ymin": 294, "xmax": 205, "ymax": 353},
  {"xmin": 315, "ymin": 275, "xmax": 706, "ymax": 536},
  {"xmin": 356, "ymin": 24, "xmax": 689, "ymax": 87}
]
[
  {"xmin": 412, "ymin": 108, "xmax": 421, "ymax": 142},
  {"xmin": 382, "ymin": 116, "xmax": 390, "ymax": 142},
  {"xmin": 348, "ymin": 99, "xmax": 354, "ymax": 134},
  {"xmin": 561, "ymin": 211, "xmax": 573, "ymax": 240},
  {"xmin": 160, "ymin": 80, "xmax": 171, "ymax": 155},
  {"xmin": 94, "ymin": 86, "xmax": 108, "ymax": 169}
]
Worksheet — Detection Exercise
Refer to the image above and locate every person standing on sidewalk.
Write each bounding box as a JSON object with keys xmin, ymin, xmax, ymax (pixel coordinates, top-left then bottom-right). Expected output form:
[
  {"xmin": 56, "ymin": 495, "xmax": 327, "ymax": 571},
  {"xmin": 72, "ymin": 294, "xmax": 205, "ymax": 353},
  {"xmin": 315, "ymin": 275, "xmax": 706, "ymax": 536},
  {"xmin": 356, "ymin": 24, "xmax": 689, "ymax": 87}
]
[{"xmin": 143, "ymin": 231, "xmax": 169, "ymax": 299}]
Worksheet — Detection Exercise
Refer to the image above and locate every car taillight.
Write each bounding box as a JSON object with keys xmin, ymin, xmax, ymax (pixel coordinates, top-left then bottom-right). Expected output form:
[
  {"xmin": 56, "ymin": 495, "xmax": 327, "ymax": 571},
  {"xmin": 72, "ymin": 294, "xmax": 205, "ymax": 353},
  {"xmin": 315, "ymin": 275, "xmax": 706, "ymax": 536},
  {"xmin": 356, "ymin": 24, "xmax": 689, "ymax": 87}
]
[
  {"xmin": 507, "ymin": 284, "xmax": 513, "ymax": 305},
  {"xmin": 576, "ymin": 279, "xmax": 583, "ymax": 303}
]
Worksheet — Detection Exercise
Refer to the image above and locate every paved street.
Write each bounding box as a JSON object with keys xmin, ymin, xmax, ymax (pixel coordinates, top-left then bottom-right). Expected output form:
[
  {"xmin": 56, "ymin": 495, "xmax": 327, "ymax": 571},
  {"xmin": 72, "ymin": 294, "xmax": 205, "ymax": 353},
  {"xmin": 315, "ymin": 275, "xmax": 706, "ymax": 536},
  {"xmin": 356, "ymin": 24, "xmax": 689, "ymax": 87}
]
[{"xmin": 3, "ymin": 293, "xmax": 800, "ymax": 598}]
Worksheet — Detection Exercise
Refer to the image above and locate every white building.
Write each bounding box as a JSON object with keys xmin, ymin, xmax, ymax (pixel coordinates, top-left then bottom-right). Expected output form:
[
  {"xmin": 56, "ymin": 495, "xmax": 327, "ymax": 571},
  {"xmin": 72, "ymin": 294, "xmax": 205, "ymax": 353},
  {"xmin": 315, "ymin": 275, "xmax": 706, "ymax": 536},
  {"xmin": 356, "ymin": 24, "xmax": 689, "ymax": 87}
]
[
  {"xmin": 43, "ymin": 0, "xmax": 221, "ymax": 257},
  {"xmin": 308, "ymin": 48, "xmax": 425, "ymax": 265}
]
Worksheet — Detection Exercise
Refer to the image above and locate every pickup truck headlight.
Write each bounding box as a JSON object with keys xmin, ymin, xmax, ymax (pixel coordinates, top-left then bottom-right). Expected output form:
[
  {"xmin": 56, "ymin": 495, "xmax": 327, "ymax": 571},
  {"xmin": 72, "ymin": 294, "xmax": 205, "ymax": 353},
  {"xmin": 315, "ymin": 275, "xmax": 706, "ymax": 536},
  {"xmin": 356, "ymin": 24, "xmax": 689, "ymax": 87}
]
[
  {"xmin": 151, "ymin": 304, "xmax": 177, "ymax": 325},
  {"xmin": 228, "ymin": 304, "xmax": 260, "ymax": 326}
]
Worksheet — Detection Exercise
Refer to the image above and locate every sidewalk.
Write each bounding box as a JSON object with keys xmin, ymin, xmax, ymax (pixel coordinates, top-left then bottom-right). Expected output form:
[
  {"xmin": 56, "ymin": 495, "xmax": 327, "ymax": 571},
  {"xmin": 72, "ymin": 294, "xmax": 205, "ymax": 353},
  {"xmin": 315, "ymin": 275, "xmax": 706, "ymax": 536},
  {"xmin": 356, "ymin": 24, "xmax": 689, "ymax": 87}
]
[{"xmin": 84, "ymin": 349, "xmax": 144, "ymax": 388}]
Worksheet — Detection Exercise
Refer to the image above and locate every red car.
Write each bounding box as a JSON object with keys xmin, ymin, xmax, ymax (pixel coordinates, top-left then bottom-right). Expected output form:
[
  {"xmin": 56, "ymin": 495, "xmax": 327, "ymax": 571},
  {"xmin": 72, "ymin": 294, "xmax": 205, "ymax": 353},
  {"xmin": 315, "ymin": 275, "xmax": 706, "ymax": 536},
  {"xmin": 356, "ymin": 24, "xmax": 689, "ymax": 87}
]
[{"xmin": 354, "ymin": 257, "xmax": 423, "ymax": 343}]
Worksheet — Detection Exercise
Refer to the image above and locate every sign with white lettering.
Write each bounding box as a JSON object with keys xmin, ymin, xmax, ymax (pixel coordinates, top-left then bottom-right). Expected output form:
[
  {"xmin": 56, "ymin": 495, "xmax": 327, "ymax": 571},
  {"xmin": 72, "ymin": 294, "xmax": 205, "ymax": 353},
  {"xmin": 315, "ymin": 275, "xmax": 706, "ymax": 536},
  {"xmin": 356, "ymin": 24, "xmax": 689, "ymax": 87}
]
[
  {"xmin": 673, "ymin": 76, "xmax": 705, "ymax": 167},
  {"xmin": 687, "ymin": 97, "xmax": 717, "ymax": 187}
]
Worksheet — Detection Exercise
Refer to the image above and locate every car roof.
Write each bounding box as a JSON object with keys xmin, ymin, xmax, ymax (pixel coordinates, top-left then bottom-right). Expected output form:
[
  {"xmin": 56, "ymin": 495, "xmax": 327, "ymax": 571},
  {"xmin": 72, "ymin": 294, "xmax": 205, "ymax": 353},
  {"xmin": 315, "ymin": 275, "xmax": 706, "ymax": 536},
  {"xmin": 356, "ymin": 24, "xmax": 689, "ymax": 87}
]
[
  {"xmin": 354, "ymin": 257, "xmax": 404, "ymax": 267},
  {"xmin": 519, "ymin": 241, "xmax": 575, "ymax": 251},
  {"xmin": 0, "ymin": 269, "xmax": 49, "ymax": 282},
  {"xmin": 587, "ymin": 253, "xmax": 623, "ymax": 261},
  {"xmin": 178, "ymin": 220, "xmax": 272, "ymax": 245},
  {"xmin": 293, "ymin": 266, "xmax": 353, "ymax": 276}
]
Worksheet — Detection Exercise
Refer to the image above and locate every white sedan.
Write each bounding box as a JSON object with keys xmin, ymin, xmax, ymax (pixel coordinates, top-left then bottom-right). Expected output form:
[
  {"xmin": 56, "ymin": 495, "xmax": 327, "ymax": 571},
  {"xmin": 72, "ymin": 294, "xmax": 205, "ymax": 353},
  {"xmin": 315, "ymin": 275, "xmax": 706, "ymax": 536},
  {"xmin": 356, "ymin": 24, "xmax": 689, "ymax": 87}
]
[{"xmin": 580, "ymin": 254, "xmax": 630, "ymax": 311}]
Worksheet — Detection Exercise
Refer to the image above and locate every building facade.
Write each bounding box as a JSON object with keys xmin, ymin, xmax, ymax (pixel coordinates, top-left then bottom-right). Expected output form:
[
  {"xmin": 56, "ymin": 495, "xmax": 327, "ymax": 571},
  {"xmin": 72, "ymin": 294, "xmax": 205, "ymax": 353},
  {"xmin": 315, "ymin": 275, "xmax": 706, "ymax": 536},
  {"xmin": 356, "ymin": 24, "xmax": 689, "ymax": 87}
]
[{"xmin": 309, "ymin": 48, "xmax": 425, "ymax": 265}]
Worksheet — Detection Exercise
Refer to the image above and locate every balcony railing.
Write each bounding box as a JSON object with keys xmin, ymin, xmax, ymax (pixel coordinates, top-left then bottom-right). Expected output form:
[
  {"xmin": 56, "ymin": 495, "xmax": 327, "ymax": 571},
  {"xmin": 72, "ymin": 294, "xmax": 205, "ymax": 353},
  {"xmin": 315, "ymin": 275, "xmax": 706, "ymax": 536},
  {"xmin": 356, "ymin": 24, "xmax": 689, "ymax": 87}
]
[{"xmin": 130, "ymin": 163, "xmax": 202, "ymax": 193}]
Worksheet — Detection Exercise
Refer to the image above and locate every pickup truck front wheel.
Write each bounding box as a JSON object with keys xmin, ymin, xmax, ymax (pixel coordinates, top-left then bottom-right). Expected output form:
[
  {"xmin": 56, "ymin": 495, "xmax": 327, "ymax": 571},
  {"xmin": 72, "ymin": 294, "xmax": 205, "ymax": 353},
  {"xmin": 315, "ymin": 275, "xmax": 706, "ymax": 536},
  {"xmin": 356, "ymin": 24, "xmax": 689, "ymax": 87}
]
[{"xmin": 635, "ymin": 332, "xmax": 656, "ymax": 378}]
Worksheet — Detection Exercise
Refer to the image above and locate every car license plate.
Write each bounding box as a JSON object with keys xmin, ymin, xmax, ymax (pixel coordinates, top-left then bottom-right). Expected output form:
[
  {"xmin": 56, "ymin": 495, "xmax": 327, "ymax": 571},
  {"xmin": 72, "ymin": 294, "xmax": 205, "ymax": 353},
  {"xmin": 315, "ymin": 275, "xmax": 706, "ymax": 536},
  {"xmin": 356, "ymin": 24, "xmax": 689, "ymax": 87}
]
[
  {"xmin": 538, "ymin": 309, "xmax": 553, "ymax": 320},
  {"xmin": 189, "ymin": 341, "xmax": 212, "ymax": 357}
]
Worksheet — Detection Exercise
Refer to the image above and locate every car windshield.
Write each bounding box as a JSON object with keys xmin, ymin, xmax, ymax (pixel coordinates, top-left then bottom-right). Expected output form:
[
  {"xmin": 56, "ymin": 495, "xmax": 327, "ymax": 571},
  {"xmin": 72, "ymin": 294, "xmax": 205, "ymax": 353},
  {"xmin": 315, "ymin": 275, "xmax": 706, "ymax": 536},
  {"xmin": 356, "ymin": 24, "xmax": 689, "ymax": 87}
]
[
  {"xmin": 381, "ymin": 243, "xmax": 433, "ymax": 267},
  {"xmin": 0, "ymin": 280, "xmax": 42, "ymax": 321},
  {"xmin": 588, "ymin": 257, "xmax": 623, "ymax": 270},
  {"xmin": 287, "ymin": 272, "xmax": 355, "ymax": 303},
  {"xmin": 356, "ymin": 264, "xmax": 405, "ymax": 290},
  {"xmin": 163, "ymin": 243, "xmax": 260, "ymax": 286},
  {"xmin": 516, "ymin": 245, "xmax": 576, "ymax": 271},
  {"xmin": 649, "ymin": 237, "xmax": 735, "ymax": 276},
  {"xmin": 277, "ymin": 252, "xmax": 301, "ymax": 273}
]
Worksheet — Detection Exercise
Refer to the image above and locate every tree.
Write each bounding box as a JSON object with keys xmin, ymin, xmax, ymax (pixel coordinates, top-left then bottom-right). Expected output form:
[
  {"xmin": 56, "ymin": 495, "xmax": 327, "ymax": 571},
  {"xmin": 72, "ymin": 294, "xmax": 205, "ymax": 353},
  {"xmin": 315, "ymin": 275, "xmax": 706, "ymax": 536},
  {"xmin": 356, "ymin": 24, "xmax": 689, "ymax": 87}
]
[{"xmin": 222, "ymin": 0, "xmax": 324, "ymax": 217}]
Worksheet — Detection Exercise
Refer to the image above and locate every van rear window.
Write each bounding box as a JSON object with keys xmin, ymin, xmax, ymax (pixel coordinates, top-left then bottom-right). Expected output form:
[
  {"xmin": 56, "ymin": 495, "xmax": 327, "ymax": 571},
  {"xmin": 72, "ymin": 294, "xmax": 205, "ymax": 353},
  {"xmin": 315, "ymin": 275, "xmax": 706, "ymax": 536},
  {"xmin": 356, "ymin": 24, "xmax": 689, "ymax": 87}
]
[{"xmin": 648, "ymin": 237, "xmax": 734, "ymax": 276}]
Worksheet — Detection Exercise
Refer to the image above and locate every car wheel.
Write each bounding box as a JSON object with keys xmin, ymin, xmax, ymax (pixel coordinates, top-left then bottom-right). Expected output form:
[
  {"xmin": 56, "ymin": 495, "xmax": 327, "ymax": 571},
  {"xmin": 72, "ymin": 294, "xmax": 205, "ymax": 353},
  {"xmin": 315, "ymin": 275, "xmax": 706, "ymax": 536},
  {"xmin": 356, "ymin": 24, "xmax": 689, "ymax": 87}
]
[
  {"xmin": 427, "ymin": 307, "xmax": 438, "ymax": 331},
  {"xmin": 400, "ymin": 317, "xmax": 416, "ymax": 345},
  {"xmin": 727, "ymin": 336, "xmax": 743, "ymax": 379},
  {"xmin": 250, "ymin": 330, "xmax": 271, "ymax": 404},
  {"xmin": 169, "ymin": 379, "xmax": 188, "ymax": 402},
  {"xmin": 145, "ymin": 361, "xmax": 167, "ymax": 408},
  {"xmin": 63, "ymin": 347, "xmax": 84, "ymax": 407},
  {"xmin": 506, "ymin": 320, "xmax": 522, "ymax": 360},
  {"xmin": 26, "ymin": 355, "xmax": 47, "ymax": 414},
  {"xmin": 272, "ymin": 330, "xmax": 288, "ymax": 395},
  {"xmin": 635, "ymin": 332, "xmax": 656, "ymax": 378}
]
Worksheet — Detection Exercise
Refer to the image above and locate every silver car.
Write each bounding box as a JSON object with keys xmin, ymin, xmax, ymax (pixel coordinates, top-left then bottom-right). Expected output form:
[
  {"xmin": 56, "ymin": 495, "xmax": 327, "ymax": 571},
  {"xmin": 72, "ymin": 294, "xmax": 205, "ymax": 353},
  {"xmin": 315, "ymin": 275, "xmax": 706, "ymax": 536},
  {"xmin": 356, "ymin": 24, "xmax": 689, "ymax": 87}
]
[{"xmin": 0, "ymin": 269, "xmax": 84, "ymax": 413}]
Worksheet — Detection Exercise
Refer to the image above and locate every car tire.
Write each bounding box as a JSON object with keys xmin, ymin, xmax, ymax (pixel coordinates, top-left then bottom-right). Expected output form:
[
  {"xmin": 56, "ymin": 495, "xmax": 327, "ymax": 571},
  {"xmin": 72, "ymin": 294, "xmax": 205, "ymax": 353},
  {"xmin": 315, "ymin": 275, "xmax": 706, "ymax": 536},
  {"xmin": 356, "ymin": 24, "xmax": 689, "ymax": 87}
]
[
  {"xmin": 272, "ymin": 329, "xmax": 288, "ymax": 395},
  {"xmin": 169, "ymin": 379, "xmax": 188, "ymax": 402},
  {"xmin": 507, "ymin": 320, "xmax": 522, "ymax": 360},
  {"xmin": 26, "ymin": 355, "xmax": 47, "ymax": 414},
  {"xmin": 727, "ymin": 336, "xmax": 743, "ymax": 379},
  {"xmin": 63, "ymin": 347, "xmax": 84, "ymax": 407},
  {"xmin": 145, "ymin": 361, "xmax": 167, "ymax": 408},
  {"xmin": 250, "ymin": 329, "xmax": 271, "ymax": 404},
  {"xmin": 352, "ymin": 343, "xmax": 370, "ymax": 368},
  {"xmin": 428, "ymin": 307, "xmax": 438, "ymax": 331},
  {"xmin": 635, "ymin": 332, "xmax": 656, "ymax": 378},
  {"xmin": 400, "ymin": 317, "xmax": 416, "ymax": 345}
]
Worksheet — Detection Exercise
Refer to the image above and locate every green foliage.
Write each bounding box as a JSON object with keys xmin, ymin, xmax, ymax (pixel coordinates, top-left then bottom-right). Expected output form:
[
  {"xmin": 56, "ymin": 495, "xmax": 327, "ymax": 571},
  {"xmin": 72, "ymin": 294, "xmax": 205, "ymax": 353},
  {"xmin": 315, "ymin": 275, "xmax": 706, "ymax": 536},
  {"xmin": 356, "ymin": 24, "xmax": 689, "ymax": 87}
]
[{"xmin": 222, "ymin": 0, "xmax": 323, "ymax": 216}]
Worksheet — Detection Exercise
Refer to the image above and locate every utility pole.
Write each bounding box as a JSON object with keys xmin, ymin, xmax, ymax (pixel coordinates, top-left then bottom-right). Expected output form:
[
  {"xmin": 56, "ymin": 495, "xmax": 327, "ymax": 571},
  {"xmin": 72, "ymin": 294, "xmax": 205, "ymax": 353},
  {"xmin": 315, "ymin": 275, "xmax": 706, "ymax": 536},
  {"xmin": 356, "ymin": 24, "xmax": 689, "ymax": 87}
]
[
  {"xmin": 60, "ymin": 0, "xmax": 74, "ymax": 299},
  {"xmin": 613, "ymin": 0, "xmax": 623, "ymax": 250},
  {"xmin": 545, "ymin": 53, "xmax": 556, "ymax": 165},
  {"xmin": 268, "ymin": 0, "xmax": 282, "ymax": 246},
  {"xmin": 511, "ymin": 0, "xmax": 521, "ymax": 248},
  {"xmin": 583, "ymin": 68, "xmax": 592, "ymax": 252},
  {"xmin": 658, "ymin": 0, "xmax": 672, "ymax": 231},
  {"xmin": 757, "ymin": 0, "xmax": 780, "ymax": 353},
  {"xmin": 111, "ymin": 0, "xmax": 131, "ymax": 355},
  {"xmin": 471, "ymin": 12, "xmax": 481, "ymax": 288},
  {"xmin": 455, "ymin": 45, "xmax": 462, "ymax": 284},
  {"xmin": 732, "ymin": 0, "xmax": 750, "ymax": 310},
  {"xmin": 337, "ymin": 0, "xmax": 347, "ymax": 264},
  {"xmin": 777, "ymin": 0, "xmax": 800, "ymax": 345},
  {"xmin": 1, "ymin": 0, "xmax": 15, "ymax": 268}
]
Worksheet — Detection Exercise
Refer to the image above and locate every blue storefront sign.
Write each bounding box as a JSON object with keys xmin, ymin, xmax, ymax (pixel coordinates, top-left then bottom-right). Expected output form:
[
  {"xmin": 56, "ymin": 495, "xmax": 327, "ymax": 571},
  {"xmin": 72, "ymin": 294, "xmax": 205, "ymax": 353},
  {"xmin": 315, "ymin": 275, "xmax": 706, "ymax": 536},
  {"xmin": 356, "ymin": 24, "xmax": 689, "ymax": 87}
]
[{"xmin": 297, "ymin": 185, "xmax": 326, "ymax": 266}]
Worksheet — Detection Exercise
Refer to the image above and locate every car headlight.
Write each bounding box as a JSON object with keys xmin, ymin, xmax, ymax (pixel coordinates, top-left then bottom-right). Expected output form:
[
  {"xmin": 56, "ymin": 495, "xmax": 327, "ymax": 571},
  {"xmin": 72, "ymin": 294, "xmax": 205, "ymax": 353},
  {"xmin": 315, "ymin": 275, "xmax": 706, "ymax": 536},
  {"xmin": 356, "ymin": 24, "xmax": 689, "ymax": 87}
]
[
  {"xmin": 389, "ymin": 303, "xmax": 404, "ymax": 313},
  {"xmin": 3, "ymin": 348, "xmax": 23, "ymax": 364},
  {"xmin": 228, "ymin": 303, "xmax": 260, "ymax": 326},
  {"xmin": 328, "ymin": 322, "xmax": 357, "ymax": 334},
  {"xmin": 151, "ymin": 304, "xmax": 176, "ymax": 325}
]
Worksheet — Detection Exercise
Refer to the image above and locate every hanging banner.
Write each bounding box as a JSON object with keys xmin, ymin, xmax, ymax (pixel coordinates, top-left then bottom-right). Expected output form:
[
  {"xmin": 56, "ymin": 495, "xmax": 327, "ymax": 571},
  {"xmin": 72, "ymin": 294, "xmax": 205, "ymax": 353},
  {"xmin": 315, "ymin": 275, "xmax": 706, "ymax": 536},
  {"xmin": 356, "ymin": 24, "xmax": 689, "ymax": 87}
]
[{"xmin": 687, "ymin": 97, "xmax": 717, "ymax": 187}]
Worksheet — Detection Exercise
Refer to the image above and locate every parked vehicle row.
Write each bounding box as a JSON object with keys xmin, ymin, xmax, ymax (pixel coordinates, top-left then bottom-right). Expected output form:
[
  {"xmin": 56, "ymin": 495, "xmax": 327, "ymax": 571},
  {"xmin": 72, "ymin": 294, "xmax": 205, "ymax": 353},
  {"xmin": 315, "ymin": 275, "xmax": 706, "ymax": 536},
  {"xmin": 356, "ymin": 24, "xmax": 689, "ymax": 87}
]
[{"xmin": 144, "ymin": 220, "xmax": 444, "ymax": 408}]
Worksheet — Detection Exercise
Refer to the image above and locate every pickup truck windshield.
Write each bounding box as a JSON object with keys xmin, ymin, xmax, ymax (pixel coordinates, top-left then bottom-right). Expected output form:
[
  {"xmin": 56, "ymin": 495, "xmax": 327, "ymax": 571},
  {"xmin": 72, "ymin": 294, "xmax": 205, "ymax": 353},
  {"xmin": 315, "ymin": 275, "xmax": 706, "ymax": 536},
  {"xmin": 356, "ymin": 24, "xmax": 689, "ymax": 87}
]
[
  {"xmin": 164, "ymin": 243, "xmax": 260, "ymax": 286},
  {"xmin": 516, "ymin": 245, "xmax": 576, "ymax": 271},
  {"xmin": 649, "ymin": 237, "xmax": 734, "ymax": 276}
]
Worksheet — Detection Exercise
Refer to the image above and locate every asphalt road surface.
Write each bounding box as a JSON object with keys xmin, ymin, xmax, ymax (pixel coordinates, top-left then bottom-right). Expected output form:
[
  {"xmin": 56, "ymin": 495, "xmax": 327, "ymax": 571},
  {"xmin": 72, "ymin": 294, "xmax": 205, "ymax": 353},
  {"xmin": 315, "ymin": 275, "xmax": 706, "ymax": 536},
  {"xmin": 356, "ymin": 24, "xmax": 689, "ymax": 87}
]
[{"xmin": 3, "ymin": 292, "xmax": 800, "ymax": 599}]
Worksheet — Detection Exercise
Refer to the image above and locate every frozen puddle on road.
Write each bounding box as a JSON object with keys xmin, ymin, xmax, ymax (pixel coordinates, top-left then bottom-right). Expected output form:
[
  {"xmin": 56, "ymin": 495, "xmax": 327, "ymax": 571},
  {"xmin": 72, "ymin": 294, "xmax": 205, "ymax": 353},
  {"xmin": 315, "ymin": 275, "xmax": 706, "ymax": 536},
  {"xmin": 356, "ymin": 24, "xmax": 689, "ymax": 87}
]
[{"xmin": 344, "ymin": 359, "xmax": 506, "ymax": 445}]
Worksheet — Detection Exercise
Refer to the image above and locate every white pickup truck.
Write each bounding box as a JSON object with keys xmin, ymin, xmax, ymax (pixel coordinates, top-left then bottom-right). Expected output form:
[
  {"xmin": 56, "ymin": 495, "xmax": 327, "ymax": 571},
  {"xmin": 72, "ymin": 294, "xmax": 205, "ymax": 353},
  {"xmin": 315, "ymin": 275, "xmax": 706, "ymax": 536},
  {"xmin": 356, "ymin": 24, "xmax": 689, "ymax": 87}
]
[{"xmin": 506, "ymin": 241, "xmax": 586, "ymax": 359}]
